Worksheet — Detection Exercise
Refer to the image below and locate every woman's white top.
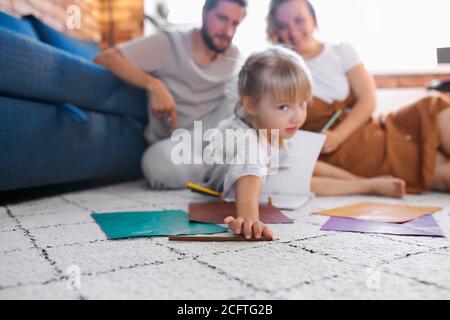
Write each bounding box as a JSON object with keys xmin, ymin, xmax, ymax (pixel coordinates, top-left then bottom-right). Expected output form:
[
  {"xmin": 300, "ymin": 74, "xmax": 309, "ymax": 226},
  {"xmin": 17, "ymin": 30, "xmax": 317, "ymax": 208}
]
[{"xmin": 305, "ymin": 42, "xmax": 363, "ymax": 104}]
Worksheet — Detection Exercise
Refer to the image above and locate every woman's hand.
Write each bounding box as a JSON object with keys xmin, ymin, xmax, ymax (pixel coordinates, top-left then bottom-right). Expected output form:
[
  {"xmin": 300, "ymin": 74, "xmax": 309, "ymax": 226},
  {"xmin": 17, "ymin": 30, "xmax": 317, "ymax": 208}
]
[
  {"xmin": 321, "ymin": 65, "xmax": 376, "ymax": 153},
  {"xmin": 224, "ymin": 216, "xmax": 274, "ymax": 240},
  {"xmin": 322, "ymin": 130, "xmax": 343, "ymax": 154},
  {"xmin": 147, "ymin": 78, "xmax": 177, "ymax": 131}
]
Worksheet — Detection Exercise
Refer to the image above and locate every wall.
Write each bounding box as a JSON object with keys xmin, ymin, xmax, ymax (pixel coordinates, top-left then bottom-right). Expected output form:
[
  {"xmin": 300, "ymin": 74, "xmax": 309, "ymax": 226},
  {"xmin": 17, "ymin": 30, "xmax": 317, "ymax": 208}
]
[
  {"xmin": 0, "ymin": 0, "xmax": 144, "ymax": 48},
  {"xmin": 374, "ymin": 74, "xmax": 450, "ymax": 89},
  {"xmin": 101, "ymin": 0, "xmax": 144, "ymax": 47}
]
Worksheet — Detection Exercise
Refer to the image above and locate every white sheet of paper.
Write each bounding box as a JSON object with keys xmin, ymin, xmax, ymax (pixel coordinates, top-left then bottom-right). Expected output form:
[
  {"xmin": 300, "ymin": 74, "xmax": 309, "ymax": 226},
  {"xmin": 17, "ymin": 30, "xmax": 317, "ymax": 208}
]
[
  {"xmin": 261, "ymin": 130, "xmax": 326, "ymax": 210},
  {"xmin": 262, "ymin": 194, "xmax": 313, "ymax": 210}
]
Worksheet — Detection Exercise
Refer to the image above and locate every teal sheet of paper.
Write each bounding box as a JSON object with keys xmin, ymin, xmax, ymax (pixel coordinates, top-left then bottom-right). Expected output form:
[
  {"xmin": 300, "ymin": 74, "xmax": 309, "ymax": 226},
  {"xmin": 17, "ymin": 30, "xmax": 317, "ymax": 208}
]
[{"xmin": 91, "ymin": 210, "xmax": 228, "ymax": 240}]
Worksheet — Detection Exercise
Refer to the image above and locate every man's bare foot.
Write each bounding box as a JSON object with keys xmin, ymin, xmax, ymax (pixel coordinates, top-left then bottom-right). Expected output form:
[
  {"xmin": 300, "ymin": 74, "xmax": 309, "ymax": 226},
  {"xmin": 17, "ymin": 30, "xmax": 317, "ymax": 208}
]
[{"xmin": 367, "ymin": 176, "xmax": 406, "ymax": 198}]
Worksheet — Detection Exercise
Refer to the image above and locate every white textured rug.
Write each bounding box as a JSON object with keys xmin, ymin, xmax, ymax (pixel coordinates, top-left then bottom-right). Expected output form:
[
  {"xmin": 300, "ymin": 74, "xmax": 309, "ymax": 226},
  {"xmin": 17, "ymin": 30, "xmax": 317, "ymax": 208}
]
[{"xmin": 1, "ymin": 180, "xmax": 449, "ymax": 300}]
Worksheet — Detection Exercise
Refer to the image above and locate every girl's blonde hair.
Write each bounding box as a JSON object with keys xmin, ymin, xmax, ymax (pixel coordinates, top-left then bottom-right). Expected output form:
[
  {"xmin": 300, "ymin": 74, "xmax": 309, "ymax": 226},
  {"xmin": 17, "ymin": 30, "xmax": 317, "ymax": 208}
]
[
  {"xmin": 266, "ymin": 0, "xmax": 317, "ymax": 44},
  {"xmin": 237, "ymin": 45, "xmax": 312, "ymax": 111}
]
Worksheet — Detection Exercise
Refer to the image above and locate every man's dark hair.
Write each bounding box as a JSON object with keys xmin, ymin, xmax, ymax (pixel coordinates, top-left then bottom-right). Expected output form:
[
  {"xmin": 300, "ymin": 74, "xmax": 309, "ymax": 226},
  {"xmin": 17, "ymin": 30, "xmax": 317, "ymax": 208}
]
[{"xmin": 203, "ymin": 0, "xmax": 248, "ymax": 15}]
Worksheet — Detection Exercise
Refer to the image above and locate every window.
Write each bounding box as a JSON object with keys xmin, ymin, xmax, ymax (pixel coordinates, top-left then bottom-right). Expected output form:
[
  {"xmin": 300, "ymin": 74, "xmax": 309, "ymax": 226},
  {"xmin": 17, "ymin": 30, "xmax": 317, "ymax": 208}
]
[{"xmin": 146, "ymin": 0, "xmax": 450, "ymax": 71}]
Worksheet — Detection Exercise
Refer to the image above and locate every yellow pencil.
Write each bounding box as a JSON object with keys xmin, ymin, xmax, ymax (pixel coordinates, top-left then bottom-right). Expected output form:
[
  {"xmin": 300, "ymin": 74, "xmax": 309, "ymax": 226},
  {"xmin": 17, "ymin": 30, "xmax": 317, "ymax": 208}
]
[
  {"xmin": 321, "ymin": 109, "xmax": 342, "ymax": 133},
  {"xmin": 186, "ymin": 182, "xmax": 221, "ymax": 197}
]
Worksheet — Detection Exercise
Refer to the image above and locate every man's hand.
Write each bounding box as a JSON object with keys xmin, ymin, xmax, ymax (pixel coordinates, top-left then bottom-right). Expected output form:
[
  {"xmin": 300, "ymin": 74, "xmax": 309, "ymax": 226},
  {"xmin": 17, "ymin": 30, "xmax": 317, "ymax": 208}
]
[
  {"xmin": 322, "ymin": 130, "xmax": 343, "ymax": 154},
  {"xmin": 224, "ymin": 216, "xmax": 274, "ymax": 240},
  {"xmin": 147, "ymin": 78, "xmax": 177, "ymax": 131},
  {"xmin": 93, "ymin": 48, "xmax": 178, "ymax": 132}
]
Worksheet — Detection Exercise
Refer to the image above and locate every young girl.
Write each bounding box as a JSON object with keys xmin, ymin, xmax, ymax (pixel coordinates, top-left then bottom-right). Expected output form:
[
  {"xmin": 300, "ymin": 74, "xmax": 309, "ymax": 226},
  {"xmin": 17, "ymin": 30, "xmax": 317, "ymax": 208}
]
[
  {"xmin": 200, "ymin": 46, "xmax": 406, "ymax": 240},
  {"xmin": 199, "ymin": 46, "xmax": 312, "ymax": 240}
]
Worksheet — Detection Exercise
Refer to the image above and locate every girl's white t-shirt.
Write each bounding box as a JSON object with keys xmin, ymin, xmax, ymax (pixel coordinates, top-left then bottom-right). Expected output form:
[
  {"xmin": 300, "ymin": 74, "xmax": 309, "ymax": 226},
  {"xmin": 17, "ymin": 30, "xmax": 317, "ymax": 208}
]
[
  {"xmin": 200, "ymin": 112, "xmax": 289, "ymax": 200},
  {"xmin": 305, "ymin": 42, "xmax": 363, "ymax": 104}
]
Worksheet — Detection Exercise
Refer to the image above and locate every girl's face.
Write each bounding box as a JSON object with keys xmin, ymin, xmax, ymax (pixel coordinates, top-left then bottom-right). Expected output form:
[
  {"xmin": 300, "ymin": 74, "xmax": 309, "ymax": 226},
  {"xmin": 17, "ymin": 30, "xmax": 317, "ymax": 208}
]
[
  {"xmin": 249, "ymin": 95, "xmax": 308, "ymax": 141},
  {"xmin": 273, "ymin": 0, "xmax": 317, "ymax": 55}
]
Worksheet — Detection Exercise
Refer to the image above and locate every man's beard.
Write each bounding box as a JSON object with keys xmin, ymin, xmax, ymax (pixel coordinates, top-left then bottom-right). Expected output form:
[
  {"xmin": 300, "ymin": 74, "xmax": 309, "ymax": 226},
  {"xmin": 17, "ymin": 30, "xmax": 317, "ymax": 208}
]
[{"xmin": 200, "ymin": 25, "xmax": 230, "ymax": 54}]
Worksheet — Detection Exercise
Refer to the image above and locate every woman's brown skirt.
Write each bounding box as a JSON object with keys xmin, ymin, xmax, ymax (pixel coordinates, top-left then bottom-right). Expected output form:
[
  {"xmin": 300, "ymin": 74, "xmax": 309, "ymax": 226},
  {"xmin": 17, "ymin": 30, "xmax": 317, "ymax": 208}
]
[{"xmin": 303, "ymin": 92, "xmax": 450, "ymax": 193}]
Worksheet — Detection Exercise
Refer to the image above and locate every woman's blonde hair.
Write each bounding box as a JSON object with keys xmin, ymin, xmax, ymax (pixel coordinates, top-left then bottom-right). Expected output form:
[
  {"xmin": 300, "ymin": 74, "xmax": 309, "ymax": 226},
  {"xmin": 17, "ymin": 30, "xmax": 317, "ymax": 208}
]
[
  {"xmin": 237, "ymin": 45, "xmax": 312, "ymax": 110},
  {"xmin": 266, "ymin": 0, "xmax": 317, "ymax": 44}
]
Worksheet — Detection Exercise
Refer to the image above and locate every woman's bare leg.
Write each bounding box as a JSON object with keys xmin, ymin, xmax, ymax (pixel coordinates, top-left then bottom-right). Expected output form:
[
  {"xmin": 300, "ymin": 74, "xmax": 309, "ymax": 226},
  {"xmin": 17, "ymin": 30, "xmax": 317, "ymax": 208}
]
[
  {"xmin": 438, "ymin": 108, "xmax": 450, "ymax": 157},
  {"xmin": 314, "ymin": 161, "xmax": 360, "ymax": 180},
  {"xmin": 431, "ymin": 152, "xmax": 450, "ymax": 192},
  {"xmin": 312, "ymin": 176, "xmax": 406, "ymax": 198}
]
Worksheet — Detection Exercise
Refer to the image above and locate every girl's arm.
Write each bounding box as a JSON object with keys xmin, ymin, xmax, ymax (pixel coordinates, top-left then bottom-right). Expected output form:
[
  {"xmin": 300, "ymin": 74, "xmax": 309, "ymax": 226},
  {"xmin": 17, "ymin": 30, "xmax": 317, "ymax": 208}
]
[
  {"xmin": 224, "ymin": 176, "xmax": 274, "ymax": 240},
  {"xmin": 313, "ymin": 161, "xmax": 361, "ymax": 180},
  {"xmin": 322, "ymin": 64, "xmax": 377, "ymax": 154}
]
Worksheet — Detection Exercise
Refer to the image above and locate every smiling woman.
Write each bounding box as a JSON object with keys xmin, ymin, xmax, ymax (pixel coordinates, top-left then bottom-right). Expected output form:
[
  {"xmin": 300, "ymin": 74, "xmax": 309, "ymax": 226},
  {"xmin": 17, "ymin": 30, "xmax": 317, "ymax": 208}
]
[
  {"xmin": 267, "ymin": 0, "xmax": 450, "ymax": 194},
  {"xmin": 158, "ymin": 0, "xmax": 450, "ymax": 71}
]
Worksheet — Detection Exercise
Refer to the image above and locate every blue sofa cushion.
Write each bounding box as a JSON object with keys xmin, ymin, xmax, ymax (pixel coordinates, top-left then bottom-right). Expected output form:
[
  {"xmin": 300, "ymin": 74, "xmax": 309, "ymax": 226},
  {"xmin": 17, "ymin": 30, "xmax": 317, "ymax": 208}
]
[
  {"xmin": 0, "ymin": 27, "xmax": 147, "ymax": 120},
  {"xmin": 24, "ymin": 15, "xmax": 99, "ymax": 61},
  {"xmin": 0, "ymin": 96, "xmax": 147, "ymax": 192},
  {"xmin": 0, "ymin": 11, "xmax": 39, "ymax": 39}
]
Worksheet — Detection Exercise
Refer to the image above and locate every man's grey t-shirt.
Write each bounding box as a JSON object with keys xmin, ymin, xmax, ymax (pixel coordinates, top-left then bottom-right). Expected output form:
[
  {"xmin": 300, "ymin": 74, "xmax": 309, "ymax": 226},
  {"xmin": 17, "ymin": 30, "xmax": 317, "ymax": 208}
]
[{"xmin": 118, "ymin": 29, "xmax": 242, "ymax": 143}]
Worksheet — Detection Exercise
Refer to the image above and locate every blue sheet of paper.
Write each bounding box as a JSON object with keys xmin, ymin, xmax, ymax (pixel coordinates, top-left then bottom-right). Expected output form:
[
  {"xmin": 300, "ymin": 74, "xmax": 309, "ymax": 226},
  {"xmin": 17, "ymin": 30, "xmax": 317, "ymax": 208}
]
[{"xmin": 92, "ymin": 210, "xmax": 228, "ymax": 240}]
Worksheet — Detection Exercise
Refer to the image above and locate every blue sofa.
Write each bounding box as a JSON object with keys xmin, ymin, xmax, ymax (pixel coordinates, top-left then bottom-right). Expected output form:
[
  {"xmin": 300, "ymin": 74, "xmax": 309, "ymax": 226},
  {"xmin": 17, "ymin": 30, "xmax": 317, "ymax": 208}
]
[{"xmin": 0, "ymin": 12, "xmax": 149, "ymax": 192}]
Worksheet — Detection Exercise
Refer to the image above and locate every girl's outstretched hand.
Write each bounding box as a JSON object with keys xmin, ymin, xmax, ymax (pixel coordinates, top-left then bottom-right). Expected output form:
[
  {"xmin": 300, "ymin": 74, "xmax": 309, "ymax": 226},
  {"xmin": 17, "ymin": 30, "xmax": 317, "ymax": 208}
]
[{"xmin": 224, "ymin": 216, "xmax": 274, "ymax": 240}]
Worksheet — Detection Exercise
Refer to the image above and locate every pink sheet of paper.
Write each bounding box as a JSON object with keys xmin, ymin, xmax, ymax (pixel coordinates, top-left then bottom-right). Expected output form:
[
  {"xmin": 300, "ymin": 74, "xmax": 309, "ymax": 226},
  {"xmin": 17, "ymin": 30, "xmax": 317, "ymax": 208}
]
[
  {"xmin": 189, "ymin": 202, "xmax": 294, "ymax": 224},
  {"xmin": 321, "ymin": 215, "xmax": 445, "ymax": 237}
]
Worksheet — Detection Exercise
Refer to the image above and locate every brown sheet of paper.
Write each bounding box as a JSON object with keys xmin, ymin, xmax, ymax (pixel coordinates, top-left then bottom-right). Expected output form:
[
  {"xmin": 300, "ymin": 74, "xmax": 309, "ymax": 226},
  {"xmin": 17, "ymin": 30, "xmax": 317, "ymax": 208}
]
[
  {"xmin": 313, "ymin": 201, "xmax": 442, "ymax": 223},
  {"xmin": 189, "ymin": 201, "xmax": 294, "ymax": 224},
  {"xmin": 169, "ymin": 234, "xmax": 277, "ymax": 242}
]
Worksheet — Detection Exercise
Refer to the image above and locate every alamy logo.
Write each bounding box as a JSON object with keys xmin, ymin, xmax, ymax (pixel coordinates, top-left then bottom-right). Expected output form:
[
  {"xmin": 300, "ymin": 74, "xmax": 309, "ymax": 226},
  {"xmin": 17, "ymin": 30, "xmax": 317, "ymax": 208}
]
[
  {"xmin": 66, "ymin": 5, "xmax": 81, "ymax": 30},
  {"xmin": 365, "ymin": 267, "xmax": 382, "ymax": 290},
  {"xmin": 170, "ymin": 121, "xmax": 281, "ymax": 174},
  {"xmin": 66, "ymin": 265, "xmax": 81, "ymax": 290}
]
